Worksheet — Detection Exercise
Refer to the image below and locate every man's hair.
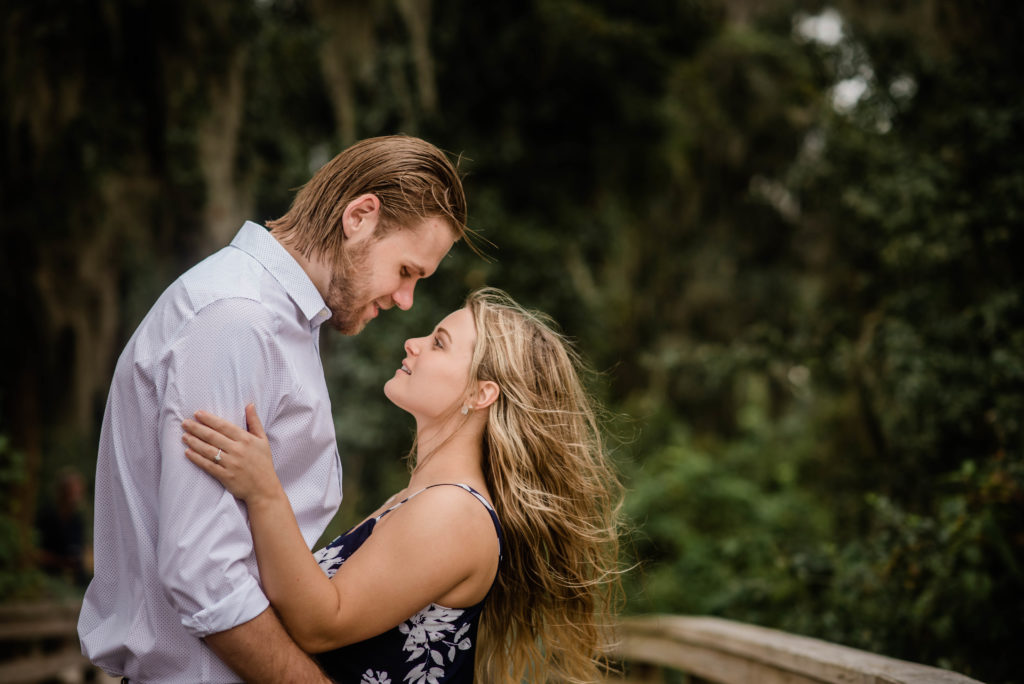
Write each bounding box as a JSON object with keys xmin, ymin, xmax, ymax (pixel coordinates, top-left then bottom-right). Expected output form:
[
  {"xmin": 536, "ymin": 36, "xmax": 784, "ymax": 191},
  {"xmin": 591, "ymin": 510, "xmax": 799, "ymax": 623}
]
[{"xmin": 266, "ymin": 135, "xmax": 470, "ymax": 259}]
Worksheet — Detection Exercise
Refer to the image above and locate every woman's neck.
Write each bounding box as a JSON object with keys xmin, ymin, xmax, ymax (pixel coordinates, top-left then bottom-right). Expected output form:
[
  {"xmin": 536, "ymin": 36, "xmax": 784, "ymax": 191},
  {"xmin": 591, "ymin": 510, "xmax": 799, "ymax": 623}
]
[{"xmin": 408, "ymin": 416, "xmax": 487, "ymax": 491}]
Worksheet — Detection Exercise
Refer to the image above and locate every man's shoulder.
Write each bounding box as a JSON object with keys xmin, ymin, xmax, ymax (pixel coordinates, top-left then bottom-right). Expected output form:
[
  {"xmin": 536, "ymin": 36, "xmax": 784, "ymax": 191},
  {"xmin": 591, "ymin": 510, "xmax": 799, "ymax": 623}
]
[
  {"xmin": 180, "ymin": 246, "xmax": 266, "ymax": 312},
  {"xmin": 129, "ymin": 249, "xmax": 282, "ymax": 354},
  {"xmin": 124, "ymin": 242, "xmax": 300, "ymax": 365}
]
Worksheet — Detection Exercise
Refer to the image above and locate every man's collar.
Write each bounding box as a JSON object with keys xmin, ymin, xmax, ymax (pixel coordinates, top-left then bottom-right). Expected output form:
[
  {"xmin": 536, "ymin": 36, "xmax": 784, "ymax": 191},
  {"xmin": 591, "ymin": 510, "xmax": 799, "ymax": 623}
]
[{"xmin": 230, "ymin": 221, "xmax": 331, "ymax": 328}]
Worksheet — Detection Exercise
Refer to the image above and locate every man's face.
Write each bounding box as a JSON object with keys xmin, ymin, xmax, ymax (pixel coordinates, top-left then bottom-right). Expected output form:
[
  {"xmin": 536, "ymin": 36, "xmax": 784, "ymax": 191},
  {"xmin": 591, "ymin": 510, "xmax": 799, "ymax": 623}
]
[{"xmin": 325, "ymin": 216, "xmax": 455, "ymax": 335}]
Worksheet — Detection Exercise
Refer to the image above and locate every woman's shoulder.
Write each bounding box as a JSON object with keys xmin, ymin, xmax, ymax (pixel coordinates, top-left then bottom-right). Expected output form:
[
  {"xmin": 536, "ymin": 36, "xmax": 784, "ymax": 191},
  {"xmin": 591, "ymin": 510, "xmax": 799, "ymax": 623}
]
[{"xmin": 372, "ymin": 483, "xmax": 499, "ymax": 558}]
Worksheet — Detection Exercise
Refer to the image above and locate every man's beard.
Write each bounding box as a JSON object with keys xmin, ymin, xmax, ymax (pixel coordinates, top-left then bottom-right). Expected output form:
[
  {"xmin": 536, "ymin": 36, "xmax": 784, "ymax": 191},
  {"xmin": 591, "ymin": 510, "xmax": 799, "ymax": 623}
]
[{"xmin": 325, "ymin": 238, "xmax": 374, "ymax": 335}]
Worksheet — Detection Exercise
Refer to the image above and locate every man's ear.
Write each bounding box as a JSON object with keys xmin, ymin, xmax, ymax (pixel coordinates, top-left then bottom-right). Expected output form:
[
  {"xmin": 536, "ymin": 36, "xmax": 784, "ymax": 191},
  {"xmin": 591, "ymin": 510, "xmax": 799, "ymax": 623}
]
[
  {"xmin": 342, "ymin": 193, "xmax": 381, "ymax": 241},
  {"xmin": 473, "ymin": 381, "xmax": 500, "ymax": 410}
]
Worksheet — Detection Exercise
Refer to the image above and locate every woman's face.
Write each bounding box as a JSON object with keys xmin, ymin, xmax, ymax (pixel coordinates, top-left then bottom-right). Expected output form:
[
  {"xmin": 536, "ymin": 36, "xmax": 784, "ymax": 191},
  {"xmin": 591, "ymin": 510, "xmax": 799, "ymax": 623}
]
[{"xmin": 384, "ymin": 307, "xmax": 478, "ymax": 422}]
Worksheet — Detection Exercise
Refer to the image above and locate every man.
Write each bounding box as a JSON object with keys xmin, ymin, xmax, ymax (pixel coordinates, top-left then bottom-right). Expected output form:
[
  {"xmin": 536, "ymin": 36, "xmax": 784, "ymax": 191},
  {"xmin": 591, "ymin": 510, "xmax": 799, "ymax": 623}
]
[{"xmin": 78, "ymin": 135, "xmax": 469, "ymax": 682}]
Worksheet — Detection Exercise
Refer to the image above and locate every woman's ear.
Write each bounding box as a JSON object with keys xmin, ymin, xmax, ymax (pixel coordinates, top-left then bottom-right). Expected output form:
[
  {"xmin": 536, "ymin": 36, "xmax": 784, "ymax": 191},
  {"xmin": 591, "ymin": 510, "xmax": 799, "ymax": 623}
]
[
  {"xmin": 473, "ymin": 381, "xmax": 500, "ymax": 410},
  {"xmin": 342, "ymin": 193, "xmax": 381, "ymax": 241}
]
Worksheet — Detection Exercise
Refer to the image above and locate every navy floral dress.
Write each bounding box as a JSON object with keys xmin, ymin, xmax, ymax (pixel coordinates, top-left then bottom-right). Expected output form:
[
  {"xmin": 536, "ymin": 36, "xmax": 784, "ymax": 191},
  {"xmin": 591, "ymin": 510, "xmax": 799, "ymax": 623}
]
[{"xmin": 312, "ymin": 484, "xmax": 503, "ymax": 684}]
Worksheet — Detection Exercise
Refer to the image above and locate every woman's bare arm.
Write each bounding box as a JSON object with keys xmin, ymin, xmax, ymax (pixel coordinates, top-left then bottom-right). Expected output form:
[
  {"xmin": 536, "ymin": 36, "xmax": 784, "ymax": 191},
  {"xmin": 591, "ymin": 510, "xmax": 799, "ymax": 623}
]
[{"xmin": 182, "ymin": 405, "xmax": 498, "ymax": 652}]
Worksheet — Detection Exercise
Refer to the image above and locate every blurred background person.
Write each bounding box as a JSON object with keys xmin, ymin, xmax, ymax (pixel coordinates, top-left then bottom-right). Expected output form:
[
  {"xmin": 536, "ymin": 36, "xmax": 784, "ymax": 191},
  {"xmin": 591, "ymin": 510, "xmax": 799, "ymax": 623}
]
[{"xmin": 35, "ymin": 467, "xmax": 89, "ymax": 588}]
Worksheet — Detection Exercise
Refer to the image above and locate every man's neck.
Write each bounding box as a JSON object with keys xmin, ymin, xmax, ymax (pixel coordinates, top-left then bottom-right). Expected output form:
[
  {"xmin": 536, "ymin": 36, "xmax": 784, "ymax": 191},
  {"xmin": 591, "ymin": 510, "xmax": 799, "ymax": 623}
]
[{"xmin": 270, "ymin": 229, "xmax": 331, "ymax": 299}]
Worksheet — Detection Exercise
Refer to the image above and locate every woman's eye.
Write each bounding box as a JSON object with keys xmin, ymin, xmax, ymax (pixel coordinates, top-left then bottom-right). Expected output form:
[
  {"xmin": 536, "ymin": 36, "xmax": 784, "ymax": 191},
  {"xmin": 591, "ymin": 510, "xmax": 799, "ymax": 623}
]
[{"xmin": 433, "ymin": 336, "xmax": 443, "ymax": 349}]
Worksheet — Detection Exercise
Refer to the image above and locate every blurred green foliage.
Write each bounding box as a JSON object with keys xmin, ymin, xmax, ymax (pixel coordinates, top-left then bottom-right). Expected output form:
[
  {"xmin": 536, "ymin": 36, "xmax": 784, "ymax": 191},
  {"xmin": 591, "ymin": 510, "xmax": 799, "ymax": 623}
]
[
  {"xmin": 0, "ymin": 435, "xmax": 53, "ymax": 599},
  {"xmin": 2, "ymin": 1, "xmax": 1022, "ymax": 681}
]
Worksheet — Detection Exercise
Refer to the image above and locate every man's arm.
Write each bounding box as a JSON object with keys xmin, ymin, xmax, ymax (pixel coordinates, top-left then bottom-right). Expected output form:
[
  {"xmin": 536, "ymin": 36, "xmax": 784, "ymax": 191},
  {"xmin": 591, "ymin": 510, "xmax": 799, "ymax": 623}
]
[
  {"xmin": 205, "ymin": 608, "xmax": 333, "ymax": 684},
  {"xmin": 156, "ymin": 300, "xmax": 312, "ymax": 674}
]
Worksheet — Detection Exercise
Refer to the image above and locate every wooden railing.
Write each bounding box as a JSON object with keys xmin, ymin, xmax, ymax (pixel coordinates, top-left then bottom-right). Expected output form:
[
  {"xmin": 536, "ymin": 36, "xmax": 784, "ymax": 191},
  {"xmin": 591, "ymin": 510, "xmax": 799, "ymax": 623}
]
[
  {"xmin": 0, "ymin": 600, "xmax": 98, "ymax": 684},
  {"xmin": 607, "ymin": 615, "xmax": 984, "ymax": 684},
  {"xmin": 0, "ymin": 603, "xmax": 985, "ymax": 683}
]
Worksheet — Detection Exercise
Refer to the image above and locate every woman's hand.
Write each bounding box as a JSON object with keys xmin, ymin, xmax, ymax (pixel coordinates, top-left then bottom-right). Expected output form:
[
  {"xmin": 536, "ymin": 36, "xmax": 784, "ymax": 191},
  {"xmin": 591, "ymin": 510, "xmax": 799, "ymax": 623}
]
[{"xmin": 182, "ymin": 404, "xmax": 283, "ymax": 505}]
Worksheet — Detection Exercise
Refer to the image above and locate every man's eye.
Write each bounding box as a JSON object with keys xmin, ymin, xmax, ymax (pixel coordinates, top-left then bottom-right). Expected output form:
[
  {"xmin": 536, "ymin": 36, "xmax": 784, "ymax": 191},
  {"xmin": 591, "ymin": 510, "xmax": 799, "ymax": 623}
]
[{"xmin": 400, "ymin": 267, "xmax": 410, "ymax": 278}]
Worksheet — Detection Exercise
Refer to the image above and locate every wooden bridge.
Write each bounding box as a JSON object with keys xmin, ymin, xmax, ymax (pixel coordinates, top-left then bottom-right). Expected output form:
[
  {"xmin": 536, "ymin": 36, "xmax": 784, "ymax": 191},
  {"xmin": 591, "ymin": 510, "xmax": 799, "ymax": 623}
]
[
  {"xmin": 606, "ymin": 615, "xmax": 983, "ymax": 683},
  {"xmin": 0, "ymin": 602, "xmax": 984, "ymax": 683},
  {"xmin": 0, "ymin": 601, "xmax": 116, "ymax": 683}
]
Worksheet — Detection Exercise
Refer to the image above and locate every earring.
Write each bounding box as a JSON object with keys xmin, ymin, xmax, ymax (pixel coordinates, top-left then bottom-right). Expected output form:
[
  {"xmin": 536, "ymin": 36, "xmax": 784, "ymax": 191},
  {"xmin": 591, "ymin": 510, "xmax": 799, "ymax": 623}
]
[{"xmin": 461, "ymin": 405, "xmax": 470, "ymax": 415}]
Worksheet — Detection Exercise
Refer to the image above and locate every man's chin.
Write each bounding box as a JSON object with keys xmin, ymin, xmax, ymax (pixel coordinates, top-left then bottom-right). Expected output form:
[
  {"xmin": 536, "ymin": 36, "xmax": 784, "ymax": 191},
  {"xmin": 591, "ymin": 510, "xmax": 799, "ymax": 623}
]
[{"xmin": 329, "ymin": 315, "xmax": 367, "ymax": 336}]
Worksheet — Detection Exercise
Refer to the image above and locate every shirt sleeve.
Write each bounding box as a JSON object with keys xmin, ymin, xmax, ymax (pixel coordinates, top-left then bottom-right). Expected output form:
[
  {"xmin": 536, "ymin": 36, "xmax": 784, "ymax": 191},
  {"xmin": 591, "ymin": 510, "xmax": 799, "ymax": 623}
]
[{"xmin": 155, "ymin": 297, "xmax": 292, "ymax": 638}]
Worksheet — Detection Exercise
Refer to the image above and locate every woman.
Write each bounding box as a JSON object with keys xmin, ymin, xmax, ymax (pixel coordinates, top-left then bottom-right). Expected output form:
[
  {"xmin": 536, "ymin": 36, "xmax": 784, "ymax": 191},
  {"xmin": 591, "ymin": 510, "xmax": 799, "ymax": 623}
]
[{"xmin": 182, "ymin": 288, "xmax": 622, "ymax": 683}]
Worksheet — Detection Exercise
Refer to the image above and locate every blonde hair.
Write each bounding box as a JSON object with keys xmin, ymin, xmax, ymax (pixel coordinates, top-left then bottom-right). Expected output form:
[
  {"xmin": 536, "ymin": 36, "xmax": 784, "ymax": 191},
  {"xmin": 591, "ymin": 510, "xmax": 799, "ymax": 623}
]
[
  {"xmin": 266, "ymin": 135, "xmax": 473, "ymax": 259},
  {"xmin": 465, "ymin": 288, "xmax": 623, "ymax": 683}
]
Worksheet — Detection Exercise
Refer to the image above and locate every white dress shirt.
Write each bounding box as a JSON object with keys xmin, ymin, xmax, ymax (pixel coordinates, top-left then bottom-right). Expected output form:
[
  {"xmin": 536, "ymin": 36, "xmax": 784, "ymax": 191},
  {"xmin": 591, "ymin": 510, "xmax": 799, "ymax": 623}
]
[{"xmin": 79, "ymin": 221, "xmax": 344, "ymax": 683}]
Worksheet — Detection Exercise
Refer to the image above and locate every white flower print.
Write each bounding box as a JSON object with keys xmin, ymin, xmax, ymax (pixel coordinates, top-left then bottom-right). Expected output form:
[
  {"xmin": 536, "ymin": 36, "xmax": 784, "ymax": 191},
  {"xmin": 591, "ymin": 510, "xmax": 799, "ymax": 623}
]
[
  {"xmin": 399, "ymin": 604, "xmax": 473, "ymax": 683},
  {"xmin": 360, "ymin": 670, "xmax": 391, "ymax": 684},
  {"xmin": 314, "ymin": 542, "xmax": 345, "ymax": 577},
  {"xmin": 447, "ymin": 623, "xmax": 472, "ymax": 662}
]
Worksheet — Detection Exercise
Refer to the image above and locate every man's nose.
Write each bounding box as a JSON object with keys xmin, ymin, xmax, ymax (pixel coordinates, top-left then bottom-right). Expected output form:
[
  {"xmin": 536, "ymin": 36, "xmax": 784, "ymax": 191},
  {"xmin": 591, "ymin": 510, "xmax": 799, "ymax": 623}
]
[{"xmin": 392, "ymin": 281, "xmax": 415, "ymax": 311}]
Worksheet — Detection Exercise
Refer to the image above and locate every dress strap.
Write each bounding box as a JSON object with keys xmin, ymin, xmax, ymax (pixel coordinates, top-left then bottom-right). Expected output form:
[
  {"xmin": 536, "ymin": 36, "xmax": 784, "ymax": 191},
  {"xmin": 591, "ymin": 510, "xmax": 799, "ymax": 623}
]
[
  {"xmin": 376, "ymin": 483, "xmax": 494, "ymax": 519},
  {"xmin": 428, "ymin": 483, "xmax": 498, "ymax": 513}
]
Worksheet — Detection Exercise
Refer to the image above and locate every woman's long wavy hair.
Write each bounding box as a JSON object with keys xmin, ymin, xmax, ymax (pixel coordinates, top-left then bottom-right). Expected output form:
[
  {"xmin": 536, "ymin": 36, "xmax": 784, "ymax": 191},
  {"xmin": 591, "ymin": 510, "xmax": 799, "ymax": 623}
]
[{"xmin": 463, "ymin": 288, "xmax": 624, "ymax": 683}]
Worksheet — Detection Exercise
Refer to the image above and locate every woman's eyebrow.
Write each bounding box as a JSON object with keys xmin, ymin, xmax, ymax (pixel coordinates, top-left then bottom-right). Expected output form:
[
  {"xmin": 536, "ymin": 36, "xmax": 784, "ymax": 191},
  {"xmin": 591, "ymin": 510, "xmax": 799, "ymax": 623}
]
[{"xmin": 436, "ymin": 326, "xmax": 453, "ymax": 345}]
